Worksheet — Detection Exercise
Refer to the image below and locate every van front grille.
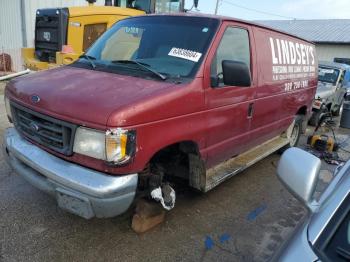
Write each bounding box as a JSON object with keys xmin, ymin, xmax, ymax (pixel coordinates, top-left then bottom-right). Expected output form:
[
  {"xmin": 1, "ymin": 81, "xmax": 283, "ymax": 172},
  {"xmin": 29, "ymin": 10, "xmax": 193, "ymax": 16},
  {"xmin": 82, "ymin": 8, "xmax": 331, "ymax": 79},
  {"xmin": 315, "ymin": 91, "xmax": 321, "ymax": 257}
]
[{"xmin": 11, "ymin": 102, "xmax": 77, "ymax": 156}]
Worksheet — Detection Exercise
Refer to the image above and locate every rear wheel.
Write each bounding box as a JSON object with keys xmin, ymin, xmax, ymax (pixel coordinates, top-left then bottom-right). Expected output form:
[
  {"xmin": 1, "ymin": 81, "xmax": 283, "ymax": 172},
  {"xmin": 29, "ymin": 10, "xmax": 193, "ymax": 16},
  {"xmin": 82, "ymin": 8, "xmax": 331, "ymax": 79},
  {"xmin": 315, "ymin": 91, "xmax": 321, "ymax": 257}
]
[
  {"xmin": 279, "ymin": 116, "xmax": 302, "ymax": 153},
  {"xmin": 286, "ymin": 117, "xmax": 302, "ymax": 147}
]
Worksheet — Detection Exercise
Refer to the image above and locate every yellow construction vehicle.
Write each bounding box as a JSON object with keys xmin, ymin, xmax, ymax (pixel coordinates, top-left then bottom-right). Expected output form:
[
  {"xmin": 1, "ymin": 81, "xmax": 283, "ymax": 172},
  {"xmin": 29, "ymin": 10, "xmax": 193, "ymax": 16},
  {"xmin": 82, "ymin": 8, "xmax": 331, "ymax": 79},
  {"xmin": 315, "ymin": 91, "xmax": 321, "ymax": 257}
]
[{"xmin": 22, "ymin": 0, "xmax": 196, "ymax": 71}]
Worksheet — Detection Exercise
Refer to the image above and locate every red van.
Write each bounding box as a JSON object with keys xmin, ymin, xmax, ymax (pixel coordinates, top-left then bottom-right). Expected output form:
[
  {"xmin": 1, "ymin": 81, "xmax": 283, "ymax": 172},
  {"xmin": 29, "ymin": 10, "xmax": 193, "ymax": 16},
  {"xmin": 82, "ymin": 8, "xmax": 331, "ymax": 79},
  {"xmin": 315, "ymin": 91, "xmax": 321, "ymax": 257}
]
[{"xmin": 3, "ymin": 14, "xmax": 317, "ymax": 218}]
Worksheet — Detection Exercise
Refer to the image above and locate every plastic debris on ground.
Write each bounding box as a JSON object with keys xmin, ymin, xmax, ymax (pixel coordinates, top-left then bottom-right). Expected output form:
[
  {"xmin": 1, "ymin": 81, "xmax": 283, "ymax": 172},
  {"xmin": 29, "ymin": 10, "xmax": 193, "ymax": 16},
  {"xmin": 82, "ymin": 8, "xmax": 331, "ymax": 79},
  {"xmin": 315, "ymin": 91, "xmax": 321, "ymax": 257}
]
[{"xmin": 150, "ymin": 184, "xmax": 176, "ymax": 211}]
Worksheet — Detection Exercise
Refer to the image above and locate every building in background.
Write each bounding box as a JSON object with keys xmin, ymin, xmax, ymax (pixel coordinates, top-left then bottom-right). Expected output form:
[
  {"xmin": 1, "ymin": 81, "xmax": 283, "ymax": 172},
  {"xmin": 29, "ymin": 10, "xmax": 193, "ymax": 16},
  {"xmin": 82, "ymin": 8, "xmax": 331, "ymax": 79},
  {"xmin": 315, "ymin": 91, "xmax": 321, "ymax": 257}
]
[
  {"xmin": 257, "ymin": 19, "xmax": 350, "ymax": 63},
  {"xmin": 3, "ymin": 2, "xmax": 350, "ymax": 72},
  {"xmin": 0, "ymin": 0, "xmax": 106, "ymax": 72}
]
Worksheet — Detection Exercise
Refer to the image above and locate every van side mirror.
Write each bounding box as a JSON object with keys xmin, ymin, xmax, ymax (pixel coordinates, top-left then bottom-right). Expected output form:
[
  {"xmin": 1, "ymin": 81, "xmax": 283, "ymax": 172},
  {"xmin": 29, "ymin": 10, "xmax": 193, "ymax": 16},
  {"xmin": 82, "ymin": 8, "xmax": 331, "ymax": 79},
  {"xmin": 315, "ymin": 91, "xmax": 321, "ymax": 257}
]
[
  {"xmin": 222, "ymin": 60, "xmax": 251, "ymax": 87},
  {"xmin": 194, "ymin": 0, "xmax": 199, "ymax": 8},
  {"xmin": 277, "ymin": 148, "xmax": 321, "ymax": 211}
]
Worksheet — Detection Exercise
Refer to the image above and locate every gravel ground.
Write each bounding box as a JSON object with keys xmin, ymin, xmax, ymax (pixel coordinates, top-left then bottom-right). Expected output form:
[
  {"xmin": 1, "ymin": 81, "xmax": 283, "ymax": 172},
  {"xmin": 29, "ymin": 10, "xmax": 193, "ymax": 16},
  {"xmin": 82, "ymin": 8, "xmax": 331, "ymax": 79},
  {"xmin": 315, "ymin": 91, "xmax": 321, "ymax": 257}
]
[{"xmin": 0, "ymin": 95, "xmax": 349, "ymax": 262}]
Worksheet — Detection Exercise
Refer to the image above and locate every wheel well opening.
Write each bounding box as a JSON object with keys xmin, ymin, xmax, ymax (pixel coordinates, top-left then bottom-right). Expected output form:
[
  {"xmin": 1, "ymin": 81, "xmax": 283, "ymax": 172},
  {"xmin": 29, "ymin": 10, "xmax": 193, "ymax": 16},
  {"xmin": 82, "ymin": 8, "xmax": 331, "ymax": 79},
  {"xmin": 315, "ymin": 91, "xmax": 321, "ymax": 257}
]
[
  {"xmin": 296, "ymin": 106, "xmax": 307, "ymax": 115},
  {"xmin": 149, "ymin": 141, "xmax": 200, "ymax": 181}
]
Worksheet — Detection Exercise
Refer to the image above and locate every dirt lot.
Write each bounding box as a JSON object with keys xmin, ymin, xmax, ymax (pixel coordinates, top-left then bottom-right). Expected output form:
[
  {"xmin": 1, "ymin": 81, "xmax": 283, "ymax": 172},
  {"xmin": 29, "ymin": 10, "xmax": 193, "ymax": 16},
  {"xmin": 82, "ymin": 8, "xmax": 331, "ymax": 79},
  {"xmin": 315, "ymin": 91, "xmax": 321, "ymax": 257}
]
[{"xmin": 0, "ymin": 94, "xmax": 349, "ymax": 262}]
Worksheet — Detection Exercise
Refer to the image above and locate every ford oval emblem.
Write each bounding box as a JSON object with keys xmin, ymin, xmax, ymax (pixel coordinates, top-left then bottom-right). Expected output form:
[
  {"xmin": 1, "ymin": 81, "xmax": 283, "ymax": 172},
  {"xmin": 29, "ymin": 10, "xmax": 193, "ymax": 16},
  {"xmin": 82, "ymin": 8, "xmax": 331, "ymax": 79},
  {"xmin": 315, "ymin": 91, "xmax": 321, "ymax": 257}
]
[
  {"xmin": 29, "ymin": 122, "xmax": 40, "ymax": 132},
  {"xmin": 31, "ymin": 95, "xmax": 40, "ymax": 104}
]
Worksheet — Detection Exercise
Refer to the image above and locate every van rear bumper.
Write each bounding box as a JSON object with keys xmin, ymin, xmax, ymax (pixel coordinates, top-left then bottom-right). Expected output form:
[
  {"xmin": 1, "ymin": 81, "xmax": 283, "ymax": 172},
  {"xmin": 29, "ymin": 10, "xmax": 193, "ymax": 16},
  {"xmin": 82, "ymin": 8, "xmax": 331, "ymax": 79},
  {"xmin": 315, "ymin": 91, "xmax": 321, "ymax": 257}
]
[{"xmin": 3, "ymin": 127, "xmax": 138, "ymax": 219}]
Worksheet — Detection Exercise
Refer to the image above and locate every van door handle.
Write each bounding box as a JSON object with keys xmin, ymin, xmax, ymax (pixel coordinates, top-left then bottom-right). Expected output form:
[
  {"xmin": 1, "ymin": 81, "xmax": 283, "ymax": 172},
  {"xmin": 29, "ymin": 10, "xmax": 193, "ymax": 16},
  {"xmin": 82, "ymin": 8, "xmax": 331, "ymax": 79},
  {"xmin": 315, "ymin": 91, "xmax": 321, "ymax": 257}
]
[{"xmin": 248, "ymin": 103, "xmax": 254, "ymax": 118}]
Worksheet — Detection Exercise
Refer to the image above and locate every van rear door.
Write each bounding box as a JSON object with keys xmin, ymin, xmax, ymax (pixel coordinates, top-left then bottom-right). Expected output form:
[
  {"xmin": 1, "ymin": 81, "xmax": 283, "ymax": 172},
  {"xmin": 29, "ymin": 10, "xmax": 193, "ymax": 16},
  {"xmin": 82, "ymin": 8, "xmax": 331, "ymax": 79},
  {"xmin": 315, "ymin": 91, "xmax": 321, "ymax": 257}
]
[{"xmin": 250, "ymin": 28, "xmax": 317, "ymax": 146}]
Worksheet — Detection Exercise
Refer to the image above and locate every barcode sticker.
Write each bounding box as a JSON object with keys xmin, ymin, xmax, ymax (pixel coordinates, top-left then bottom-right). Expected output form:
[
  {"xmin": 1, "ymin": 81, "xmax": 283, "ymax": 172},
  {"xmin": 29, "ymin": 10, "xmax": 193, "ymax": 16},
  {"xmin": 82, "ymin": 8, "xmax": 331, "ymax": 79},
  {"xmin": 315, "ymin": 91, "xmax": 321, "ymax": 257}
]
[{"xmin": 168, "ymin": 48, "xmax": 202, "ymax": 62}]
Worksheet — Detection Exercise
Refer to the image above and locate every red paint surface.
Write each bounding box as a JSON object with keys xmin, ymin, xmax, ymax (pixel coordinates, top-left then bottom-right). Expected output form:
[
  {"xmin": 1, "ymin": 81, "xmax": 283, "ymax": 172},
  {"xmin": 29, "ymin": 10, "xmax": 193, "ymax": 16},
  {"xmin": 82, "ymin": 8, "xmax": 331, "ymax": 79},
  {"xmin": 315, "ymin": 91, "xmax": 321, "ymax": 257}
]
[{"xmin": 6, "ymin": 15, "xmax": 317, "ymax": 175}]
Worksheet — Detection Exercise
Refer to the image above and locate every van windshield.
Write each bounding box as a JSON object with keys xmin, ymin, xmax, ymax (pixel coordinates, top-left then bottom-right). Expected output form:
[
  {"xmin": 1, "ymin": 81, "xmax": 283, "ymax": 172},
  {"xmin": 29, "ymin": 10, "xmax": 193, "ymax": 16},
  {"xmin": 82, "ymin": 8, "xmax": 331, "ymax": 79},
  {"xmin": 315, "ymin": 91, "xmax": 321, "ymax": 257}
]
[
  {"xmin": 74, "ymin": 16, "xmax": 219, "ymax": 81},
  {"xmin": 318, "ymin": 66, "xmax": 340, "ymax": 84}
]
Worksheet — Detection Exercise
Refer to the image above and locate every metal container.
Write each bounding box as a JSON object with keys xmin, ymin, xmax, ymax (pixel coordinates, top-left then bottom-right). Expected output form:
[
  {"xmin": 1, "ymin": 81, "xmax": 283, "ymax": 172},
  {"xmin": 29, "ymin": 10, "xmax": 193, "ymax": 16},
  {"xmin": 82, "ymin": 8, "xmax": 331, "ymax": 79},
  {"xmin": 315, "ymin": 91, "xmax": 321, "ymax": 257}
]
[{"xmin": 340, "ymin": 101, "xmax": 350, "ymax": 128}]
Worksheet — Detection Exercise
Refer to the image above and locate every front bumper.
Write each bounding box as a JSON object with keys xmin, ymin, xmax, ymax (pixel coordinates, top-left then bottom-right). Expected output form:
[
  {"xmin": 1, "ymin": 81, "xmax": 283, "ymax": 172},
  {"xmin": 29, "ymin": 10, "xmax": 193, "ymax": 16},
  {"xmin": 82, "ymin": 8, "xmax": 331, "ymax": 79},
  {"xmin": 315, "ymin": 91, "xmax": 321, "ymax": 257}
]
[{"xmin": 3, "ymin": 128, "xmax": 138, "ymax": 219}]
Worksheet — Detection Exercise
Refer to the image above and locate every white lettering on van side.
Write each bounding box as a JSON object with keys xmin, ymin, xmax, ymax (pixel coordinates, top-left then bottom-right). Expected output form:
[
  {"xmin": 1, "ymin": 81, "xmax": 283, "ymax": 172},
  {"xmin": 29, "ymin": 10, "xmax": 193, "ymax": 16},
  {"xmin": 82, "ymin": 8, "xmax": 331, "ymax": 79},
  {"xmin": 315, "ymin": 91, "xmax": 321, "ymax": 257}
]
[
  {"xmin": 289, "ymin": 41, "xmax": 296, "ymax": 64},
  {"xmin": 305, "ymin": 45, "xmax": 310, "ymax": 64},
  {"xmin": 270, "ymin": 38, "xmax": 278, "ymax": 64},
  {"xmin": 276, "ymin": 39, "xmax": 282, "ymax": 64},
  {"xmin": 269, "ymin": 37, "xmax": 316, "ymax": 82},
  {"xmin": 281, "ymin": 40, "xmax": 290, "ymax": 64},
  {"xmin": 300, "ymin": 44, "xmax": 306, "ymax": 64},
  {"xmin": 296, "ymin": 43, "xmax": 301, "ymax": 65},
  {"xmin": 310, "ymin": 46, "xmax": 315, "ymax": 65}
]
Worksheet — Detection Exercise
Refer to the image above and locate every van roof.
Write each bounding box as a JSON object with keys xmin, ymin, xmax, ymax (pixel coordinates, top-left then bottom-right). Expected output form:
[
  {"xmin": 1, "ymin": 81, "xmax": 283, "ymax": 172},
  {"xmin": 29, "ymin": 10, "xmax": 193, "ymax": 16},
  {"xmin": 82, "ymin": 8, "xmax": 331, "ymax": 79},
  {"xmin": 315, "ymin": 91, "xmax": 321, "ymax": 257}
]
[{"xmin": 142, "ymin": 13, "xmax": 315, "ymax": 45}]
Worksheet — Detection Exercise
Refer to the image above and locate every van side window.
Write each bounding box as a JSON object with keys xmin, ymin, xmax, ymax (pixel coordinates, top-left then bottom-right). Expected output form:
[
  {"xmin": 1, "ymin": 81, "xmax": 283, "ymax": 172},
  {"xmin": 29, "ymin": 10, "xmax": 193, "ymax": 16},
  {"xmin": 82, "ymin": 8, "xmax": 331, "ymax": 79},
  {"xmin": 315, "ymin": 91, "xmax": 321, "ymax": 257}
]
[{"xmin": 211, "ymin": 27, "xmax": 251, "ymax": 87}]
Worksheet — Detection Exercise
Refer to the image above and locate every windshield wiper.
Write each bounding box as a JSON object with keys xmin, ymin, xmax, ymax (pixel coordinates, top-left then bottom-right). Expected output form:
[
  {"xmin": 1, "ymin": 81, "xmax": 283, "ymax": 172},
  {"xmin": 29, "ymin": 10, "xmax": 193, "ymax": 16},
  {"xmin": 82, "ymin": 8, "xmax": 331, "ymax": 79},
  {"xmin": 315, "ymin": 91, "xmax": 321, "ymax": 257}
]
[
  {"xmin": 111, "ymin": 60, "xmax": 167, "ymax": 80},
  {"xmin": 79, "ymin": 54, "xmax": 97, "ymax": 69}
]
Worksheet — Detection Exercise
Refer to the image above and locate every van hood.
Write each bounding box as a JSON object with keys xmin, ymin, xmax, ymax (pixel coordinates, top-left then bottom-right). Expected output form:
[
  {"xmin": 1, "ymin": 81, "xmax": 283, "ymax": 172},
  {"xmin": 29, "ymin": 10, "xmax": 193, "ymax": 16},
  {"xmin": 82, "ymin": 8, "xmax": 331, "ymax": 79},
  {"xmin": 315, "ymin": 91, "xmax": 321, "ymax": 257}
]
[{"xmin": 7, "ymin": 66, "xmax": 194, "ymax": 128}]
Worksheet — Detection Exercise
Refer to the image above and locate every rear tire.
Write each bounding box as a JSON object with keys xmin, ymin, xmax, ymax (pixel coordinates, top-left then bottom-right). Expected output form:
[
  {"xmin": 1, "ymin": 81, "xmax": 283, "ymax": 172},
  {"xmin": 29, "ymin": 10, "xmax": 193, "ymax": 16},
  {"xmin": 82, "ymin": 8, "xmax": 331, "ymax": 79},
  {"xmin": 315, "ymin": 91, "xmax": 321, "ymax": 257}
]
[
  {"xmin": 287, "ymin": 117, "xmax": 302, "ymax": 147},
  {"xmin": 279, "ymin": 116, "xmax": 302, "ymax": 153}
]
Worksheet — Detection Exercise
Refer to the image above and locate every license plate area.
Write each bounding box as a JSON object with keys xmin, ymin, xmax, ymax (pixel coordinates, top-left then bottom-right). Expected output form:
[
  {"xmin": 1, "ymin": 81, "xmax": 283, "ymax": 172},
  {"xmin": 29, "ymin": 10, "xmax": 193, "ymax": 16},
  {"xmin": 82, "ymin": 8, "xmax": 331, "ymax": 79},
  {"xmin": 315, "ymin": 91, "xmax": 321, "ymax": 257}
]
[{"xmin": 56, "ymin": 188, "xmax": 94, "ymax": 219}]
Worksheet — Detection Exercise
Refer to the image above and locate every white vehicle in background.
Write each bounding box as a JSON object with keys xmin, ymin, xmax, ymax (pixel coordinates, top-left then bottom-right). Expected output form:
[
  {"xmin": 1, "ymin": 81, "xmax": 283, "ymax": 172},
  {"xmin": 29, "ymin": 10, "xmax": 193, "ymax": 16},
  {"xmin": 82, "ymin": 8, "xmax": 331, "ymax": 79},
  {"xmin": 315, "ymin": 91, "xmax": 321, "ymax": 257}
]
[{"xmin": 309, "ymin": 62, "xmax": 350, "ymax": 126}]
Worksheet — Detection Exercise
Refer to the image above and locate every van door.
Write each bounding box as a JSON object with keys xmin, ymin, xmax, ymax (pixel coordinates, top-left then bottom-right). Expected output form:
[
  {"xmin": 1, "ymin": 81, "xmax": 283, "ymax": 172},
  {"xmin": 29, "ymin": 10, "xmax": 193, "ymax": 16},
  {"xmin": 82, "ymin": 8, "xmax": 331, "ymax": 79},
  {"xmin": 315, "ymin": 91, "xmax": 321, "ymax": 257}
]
[{"xmin": 203, "ymin": 22, "xmax": 257, "ymax": 167}]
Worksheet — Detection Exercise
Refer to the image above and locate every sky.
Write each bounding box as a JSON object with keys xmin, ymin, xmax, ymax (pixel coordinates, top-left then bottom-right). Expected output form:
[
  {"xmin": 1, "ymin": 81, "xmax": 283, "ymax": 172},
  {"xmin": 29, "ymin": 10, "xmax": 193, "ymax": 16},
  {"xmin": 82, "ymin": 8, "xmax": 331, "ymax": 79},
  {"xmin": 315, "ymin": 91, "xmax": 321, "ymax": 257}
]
[{"xmin": 185, "ymin": 0, "xmax": 350, "ymax": 20}]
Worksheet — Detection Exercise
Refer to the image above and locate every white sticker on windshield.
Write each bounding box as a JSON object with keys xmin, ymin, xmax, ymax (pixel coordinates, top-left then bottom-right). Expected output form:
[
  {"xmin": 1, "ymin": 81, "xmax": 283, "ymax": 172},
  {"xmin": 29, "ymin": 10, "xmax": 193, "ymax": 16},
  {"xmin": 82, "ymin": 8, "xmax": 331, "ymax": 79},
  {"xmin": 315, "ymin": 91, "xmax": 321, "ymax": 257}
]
[
  {"xmin": 168, "ymin": 48, "xmax": 202, "ymax": 62},
  {"xmin": 321, "ymin": 69, "xmax": 335, "ymax": 74}
]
